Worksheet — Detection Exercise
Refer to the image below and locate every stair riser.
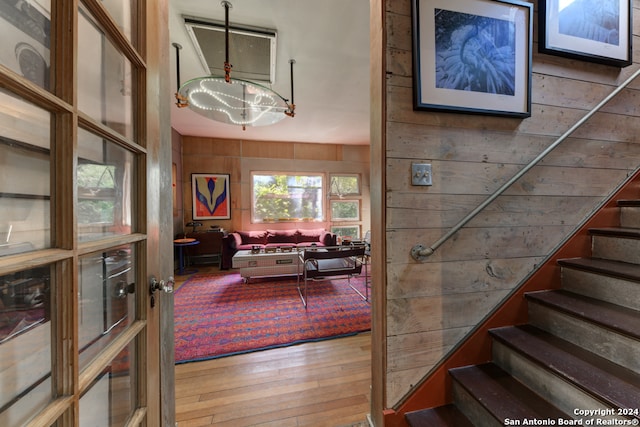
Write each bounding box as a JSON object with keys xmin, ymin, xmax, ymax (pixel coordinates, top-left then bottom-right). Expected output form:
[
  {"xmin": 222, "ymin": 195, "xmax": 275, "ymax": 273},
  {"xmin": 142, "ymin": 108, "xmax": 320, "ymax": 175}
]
[
  {"xmin": 493, "ymin": 341, "xmax": 619, "ymax": 422},
  {"xmin": 561, "ymin": 268, "xmax": 640, "ymax": 311},
  {"xmin": 619, "ymin": 207, "xmax": 640, "ymax": 228},
  {"xmin": 528, "ymin": 303, "xmax": 640, "ymax": 374},
  {"xmin": 452, "ymin": 381, "xmax": 503, "ymax": 427},
  {"xmin": 592, "ymin": 236, "xmax": 640, "ymax": 264}
]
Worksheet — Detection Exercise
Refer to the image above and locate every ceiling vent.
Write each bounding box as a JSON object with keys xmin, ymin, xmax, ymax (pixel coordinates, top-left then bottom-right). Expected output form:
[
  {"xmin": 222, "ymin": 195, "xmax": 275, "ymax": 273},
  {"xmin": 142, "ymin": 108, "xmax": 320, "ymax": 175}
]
[{"xmin": 184, "ymin": 16, "xmax": 277, "ymax": 83}]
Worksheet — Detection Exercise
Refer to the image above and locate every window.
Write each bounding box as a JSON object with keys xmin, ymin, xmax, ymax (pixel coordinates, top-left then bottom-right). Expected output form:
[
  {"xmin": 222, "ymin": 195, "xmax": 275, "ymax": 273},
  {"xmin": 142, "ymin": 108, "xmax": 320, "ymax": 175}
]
[
  {"xmin": 252, "ymin": 173, "xmax": 324, "ymax": 222},
  {"xmin": 328, "ymin": 174, "xmax": 362, "ymax": 239},
  {"xmin": 331, "ymin": 200, "xmax": 360, "ymax": 221},
  {"xmin": 329, "ymin": 174, "xmax": 360, "ymax": 197},
  {"xmin": 331, "ymin": 225, "xmax": 360, "ymax": 240}
]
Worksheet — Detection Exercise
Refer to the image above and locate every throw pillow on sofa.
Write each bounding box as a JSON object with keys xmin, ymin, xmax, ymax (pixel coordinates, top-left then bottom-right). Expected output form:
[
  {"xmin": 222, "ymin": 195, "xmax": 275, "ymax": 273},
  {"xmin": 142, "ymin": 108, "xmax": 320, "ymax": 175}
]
[
  {"xmin": 266, "ymin": 229, "xmax": 298, "ymax": 245},
  {"xmin": 297, "ymin": 228, "xmax": 327, "ymax": 243},
  {"xmin": 297, "ymin": 228, "xmax": 335, "ymax": 247},
  {"xmin": 237, "ymin": 230, "xmax": 267, "ymax": 245}
]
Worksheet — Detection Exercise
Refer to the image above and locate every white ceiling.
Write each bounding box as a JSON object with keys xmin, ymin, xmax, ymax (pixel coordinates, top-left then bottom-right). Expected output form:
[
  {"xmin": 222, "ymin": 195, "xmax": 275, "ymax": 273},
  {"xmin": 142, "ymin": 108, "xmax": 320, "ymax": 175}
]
[{"xmin": 169, "ymin": 0, "xmax": 371, "ymax": 145}]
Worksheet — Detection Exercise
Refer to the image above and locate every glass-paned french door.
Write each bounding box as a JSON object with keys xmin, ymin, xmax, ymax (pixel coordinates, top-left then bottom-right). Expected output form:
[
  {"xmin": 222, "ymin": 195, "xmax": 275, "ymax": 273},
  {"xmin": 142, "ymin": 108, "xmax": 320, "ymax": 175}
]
[{"xmin": 0, "ymin": 0, "xmax": 159, "ymax": 425}]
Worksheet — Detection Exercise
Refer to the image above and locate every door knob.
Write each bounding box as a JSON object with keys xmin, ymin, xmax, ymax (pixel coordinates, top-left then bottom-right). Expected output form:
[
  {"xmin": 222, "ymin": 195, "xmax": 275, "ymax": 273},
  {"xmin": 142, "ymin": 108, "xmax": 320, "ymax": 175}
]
[
  {"xmin": 149, "ymin": 276, "xmax": 175, "ymax": 295},
  {"xmin": 149, "ymin": 276, "xmax": 175, "ymax": 308}
]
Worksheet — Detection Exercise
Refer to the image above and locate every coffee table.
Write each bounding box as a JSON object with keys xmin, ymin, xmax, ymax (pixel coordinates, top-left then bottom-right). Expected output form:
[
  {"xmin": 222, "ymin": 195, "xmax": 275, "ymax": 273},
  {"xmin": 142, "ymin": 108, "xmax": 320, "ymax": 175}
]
[{"xmin": 232, "ymin": 249, "xmax": 301, "ymax": 283}]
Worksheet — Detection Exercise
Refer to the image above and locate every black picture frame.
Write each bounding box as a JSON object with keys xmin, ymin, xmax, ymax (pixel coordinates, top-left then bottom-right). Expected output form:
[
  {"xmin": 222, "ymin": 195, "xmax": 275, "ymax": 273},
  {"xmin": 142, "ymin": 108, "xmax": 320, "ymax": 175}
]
[
  {"xmin": 539, "ymin": 0, "xmax": 631, "ymax": 67},
  {"xmin": 412, "ymin": 0, "xmax": 533, "ymax": 118}
]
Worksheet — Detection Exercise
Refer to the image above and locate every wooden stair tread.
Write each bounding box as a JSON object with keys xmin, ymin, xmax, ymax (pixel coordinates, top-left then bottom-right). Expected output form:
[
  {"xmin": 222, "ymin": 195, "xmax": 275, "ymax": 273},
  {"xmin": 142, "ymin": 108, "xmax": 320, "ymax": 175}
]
[
  {"xmin": 617, "ymin": 200, "xmax": 640, "ymax": 207},
  {"xmin": 588, "ymin": 227, "xmax": 640, "ymax": 238},
  {"xmin": 449, "ymin": 363, "xmax": 568, "ymax": 421},
  {"xmin": 490, "ymin": 325, "xmax": 640, "ymax": 412},
  {"xmin": 405, "ymin": 404, "xmax": 474, "ymax": 427},
  {"xmin": 558, "ymin": 257, "xmax": 640, "ymax": 282},
  {"xmin": 525, "ymin": 289, "xmax": 640, "ymax": 339}
]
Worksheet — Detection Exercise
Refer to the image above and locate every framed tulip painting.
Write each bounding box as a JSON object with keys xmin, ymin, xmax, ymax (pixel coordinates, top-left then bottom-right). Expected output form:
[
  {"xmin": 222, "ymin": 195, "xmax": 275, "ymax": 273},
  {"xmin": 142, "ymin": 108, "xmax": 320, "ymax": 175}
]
[
  {"xmin": 412, "ymin": 0, "xmax": 533, "ymax": 117},
  {"xmin": 191, "ymin": 173, "xmax": 231, "ymax": 220}
]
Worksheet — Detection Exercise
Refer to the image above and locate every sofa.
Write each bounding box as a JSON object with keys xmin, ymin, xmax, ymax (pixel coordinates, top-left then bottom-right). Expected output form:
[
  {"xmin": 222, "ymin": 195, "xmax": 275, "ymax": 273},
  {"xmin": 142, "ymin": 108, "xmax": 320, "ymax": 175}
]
[{"xmin": 221, "ymin": 228, "xmax": 336, "ymax": 269}]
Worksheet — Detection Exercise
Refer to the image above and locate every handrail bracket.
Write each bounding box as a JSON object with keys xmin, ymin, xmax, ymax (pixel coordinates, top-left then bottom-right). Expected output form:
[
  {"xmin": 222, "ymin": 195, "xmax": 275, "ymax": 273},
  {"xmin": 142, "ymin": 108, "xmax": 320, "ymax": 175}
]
[{"xmin": 411, "ymin": 244, "xmax": 434, "ymax": 261}]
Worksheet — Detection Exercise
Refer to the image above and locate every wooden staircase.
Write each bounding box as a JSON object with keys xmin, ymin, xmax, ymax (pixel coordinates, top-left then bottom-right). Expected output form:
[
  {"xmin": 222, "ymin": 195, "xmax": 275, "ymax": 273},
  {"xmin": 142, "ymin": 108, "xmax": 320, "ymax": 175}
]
[{"xmin": 406, "ymin": 200, "xmax": 640, "ymax": 426}]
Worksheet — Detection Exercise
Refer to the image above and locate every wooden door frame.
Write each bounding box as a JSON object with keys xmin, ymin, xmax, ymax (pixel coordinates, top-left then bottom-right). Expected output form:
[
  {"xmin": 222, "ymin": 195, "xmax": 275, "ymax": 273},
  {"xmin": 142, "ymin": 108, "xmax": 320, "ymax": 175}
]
[
  {"xmin": 144, "ymin": 0, "xmax": 175, "ymax": 425},
  {"xmin": 369, "ymin": 0, "xmax": 386, "ymax": 425}
]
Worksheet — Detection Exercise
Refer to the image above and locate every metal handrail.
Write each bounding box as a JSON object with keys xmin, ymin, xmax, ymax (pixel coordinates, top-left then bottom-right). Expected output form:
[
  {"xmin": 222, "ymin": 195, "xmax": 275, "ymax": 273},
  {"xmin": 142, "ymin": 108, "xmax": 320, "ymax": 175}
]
[{"xmin": 411, "ymin": 67, "xmax": 640, "ymax": 261}]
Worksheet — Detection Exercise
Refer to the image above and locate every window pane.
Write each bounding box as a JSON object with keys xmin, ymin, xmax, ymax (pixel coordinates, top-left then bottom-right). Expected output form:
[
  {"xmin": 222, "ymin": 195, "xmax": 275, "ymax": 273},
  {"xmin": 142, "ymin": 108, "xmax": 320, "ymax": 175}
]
[
  {"xmin": 0, "ymin": 0, "xmax": 51, "ymax": 90},
  {"xmin": 329, "ymin": 174, "xmax": 360, "ymax": 196},
  {"xmin": 79, "ymin": 341, "xmax": 136, "ymax": 426},
  {"xmin": 331, "ymin": 226, "xmax": 360, "ymax": 240},
  {"xmin": 78, "ymin": 7, "xmax": 134, "ymax": 140},
  {"xmin": 331, "ymin": 200, "xmax": 360, "ymax": 221},
  {"xmin": 0, "ymin": 89, "xmax": 51, "ymax": 256},
  {"xmin": 101, "ymin": 0, "xmax": 137, "ymax": 44},
  {"xmin": 78, "ymin": 245, "xmax": 136, "ymax": 370},
  {"xmin": 252, "ymin": 174, "xmax": 324, "ymax": 222},
  {"xmin": 0, "ymin": 265, "xmax": 52, "ymax": 426},
  {"xmin": 77, "ymin": 128, "xmax": 135, "ymax": 242}
]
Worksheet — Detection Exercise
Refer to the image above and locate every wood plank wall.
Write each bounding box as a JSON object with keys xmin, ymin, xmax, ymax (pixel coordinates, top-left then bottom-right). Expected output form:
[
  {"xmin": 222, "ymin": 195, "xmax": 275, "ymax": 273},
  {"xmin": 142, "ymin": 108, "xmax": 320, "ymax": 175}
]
[
  {"xmin": 384, "ymin": 0, "xmax": 640, "ymax": 407},
  {"xmin": 180, "ymin": 137, "xmax": 371, "ymax": 234}
]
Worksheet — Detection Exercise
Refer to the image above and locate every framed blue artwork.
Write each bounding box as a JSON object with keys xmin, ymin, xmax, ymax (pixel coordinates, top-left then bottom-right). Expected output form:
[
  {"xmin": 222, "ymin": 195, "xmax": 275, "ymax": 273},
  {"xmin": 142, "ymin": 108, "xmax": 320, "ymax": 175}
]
[
  {"xmin": 539, "ymin": 0, "xmax": 631, "ymax": 67},
  {"xmin": 412, "ymin": 0, "xmax": 533, "ymax": 117}
]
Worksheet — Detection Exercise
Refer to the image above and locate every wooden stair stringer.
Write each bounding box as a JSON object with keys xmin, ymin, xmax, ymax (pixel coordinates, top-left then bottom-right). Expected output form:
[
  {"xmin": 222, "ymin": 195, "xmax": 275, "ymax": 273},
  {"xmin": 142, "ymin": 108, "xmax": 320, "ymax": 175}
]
[{"xmin": 403, "ymin": 194, "xmax": 640, "ymax": 427}]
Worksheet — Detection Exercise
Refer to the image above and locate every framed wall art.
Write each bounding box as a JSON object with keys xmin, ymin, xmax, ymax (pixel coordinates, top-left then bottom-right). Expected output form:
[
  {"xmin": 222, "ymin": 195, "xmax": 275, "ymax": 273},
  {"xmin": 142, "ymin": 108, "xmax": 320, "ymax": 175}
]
[
  {"xmin": 191, "ymin": 173, "xmax": 231, "ymax": 220},
  {"xmin": 539, "ymin": 0, "xmax": 631, "ymax": 67},
  {"xmin": 412, "ymin": 0, "xmax": 533, "ymax": 117}
]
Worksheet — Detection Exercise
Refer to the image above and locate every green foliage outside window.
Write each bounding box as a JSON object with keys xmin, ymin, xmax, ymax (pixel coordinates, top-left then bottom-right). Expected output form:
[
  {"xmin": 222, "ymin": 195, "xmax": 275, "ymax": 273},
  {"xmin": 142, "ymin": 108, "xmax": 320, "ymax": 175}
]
[
  {"xmin": 331, "ymin": 201, "xmax": 359, "ymax": 220},
  {"xmin": 331, "ymin": 226, "xmax": 359, "ymax": 239},
  {"xmin": 330, "ymin": 175, "xmax": 360, "ymax": 196},
  {"xmin": 77, "ymin": 164, "xmax": 116, "ymax": 224},
  {"xmin": 253, "ymin": 174, "xmax": 323, "ymax": 222}
]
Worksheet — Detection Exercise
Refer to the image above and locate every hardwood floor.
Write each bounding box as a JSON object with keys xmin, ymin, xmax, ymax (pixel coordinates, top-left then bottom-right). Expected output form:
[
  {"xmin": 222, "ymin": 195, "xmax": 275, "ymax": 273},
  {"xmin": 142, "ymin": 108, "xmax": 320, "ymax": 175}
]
[{"xmin": 173, "ymin": 267, "xmax": 372, "ymax": 427}]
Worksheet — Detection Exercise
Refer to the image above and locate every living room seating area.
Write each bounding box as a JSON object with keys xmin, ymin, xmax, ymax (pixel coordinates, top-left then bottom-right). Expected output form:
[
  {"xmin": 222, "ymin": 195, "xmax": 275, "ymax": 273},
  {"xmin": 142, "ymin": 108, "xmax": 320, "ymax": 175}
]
[{"xmin": 221, "ymin": 228, "xmax": 336, "ymax": 269}]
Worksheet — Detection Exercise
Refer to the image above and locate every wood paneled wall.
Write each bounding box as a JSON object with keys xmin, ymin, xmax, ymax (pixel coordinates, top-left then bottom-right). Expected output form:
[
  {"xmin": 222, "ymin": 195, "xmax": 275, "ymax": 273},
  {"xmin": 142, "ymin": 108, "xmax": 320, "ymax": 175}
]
[
  {"xmin": 384, "ymin": 0, "xmax": 640, "ymax": 407},
  {"xmin": 180, "ymin": 137, "xmax": 370, "ymax": 234}
]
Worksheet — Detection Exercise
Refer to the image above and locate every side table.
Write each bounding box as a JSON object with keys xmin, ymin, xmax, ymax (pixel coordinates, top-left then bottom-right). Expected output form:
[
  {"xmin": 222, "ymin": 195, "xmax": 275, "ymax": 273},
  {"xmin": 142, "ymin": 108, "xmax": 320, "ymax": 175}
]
[{"xmin": 173, "ymin": 238, "xmax": 200, "ymax": 275}]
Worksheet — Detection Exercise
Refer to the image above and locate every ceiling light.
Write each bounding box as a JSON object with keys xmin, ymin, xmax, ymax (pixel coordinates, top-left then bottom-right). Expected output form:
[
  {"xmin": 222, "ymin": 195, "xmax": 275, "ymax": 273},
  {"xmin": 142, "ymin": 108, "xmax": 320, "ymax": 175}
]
[{"xmin": 173, "ymin": 1, "xmax": 295, "ymax": 129}]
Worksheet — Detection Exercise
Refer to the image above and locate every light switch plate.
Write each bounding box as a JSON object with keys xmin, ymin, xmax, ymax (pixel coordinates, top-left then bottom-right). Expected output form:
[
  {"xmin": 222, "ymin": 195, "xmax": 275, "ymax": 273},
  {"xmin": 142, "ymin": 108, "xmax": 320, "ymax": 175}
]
[{"xmin": 411, "ymin": 163, "xmax": 432, "ymax": 186}]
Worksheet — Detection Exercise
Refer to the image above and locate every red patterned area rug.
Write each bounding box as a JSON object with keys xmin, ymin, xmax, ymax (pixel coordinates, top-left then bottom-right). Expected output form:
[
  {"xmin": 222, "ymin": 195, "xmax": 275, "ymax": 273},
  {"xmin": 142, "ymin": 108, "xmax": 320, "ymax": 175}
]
[{"xmin": 174, "ymin": 272, "xmax": 371, "ymax": 364}]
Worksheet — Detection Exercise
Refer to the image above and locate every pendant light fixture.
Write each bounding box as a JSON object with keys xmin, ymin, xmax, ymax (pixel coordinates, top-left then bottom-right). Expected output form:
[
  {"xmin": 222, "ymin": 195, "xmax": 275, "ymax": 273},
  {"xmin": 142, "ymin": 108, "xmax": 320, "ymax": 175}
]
[{"xmin": 174, "ymin": 1, "xmax": 295, "ymax": 129}]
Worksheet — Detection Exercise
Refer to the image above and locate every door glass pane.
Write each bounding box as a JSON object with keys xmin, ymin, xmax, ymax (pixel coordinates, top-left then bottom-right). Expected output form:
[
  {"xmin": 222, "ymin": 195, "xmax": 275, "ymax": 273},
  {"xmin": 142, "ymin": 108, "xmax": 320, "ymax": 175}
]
[
  {"xmin": 77, "ymin": 7, "xmax": 134, "ymax": 140},
  {"xmin": 0, "ymin": 265, "xmax": 52, "ymax": 426},
  {"xmin": 79, "ymin": 341, "xmax": 136, "ymax": 426},
  {"xmin": 78, "ymin": 245, "xmax": 136, "ymax": 370},
  {"xmin": 77, "ymin": 128, "xmax": 135, "ymax": 242},
  {"xmin": 0, "ymin": 0, "xmax": 51, "ymax": 90},
  {"xmin": 101, "ymin": 0, "xmax": 137, "ymax": 44},
  {"xmin": 0, "ymin": 89, "xmax": 51, "ymax": 256}
]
